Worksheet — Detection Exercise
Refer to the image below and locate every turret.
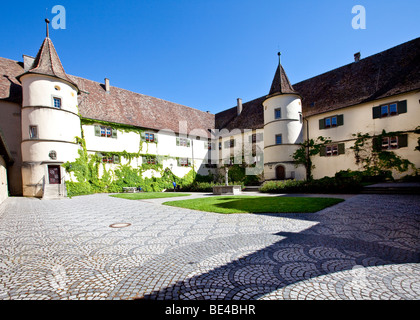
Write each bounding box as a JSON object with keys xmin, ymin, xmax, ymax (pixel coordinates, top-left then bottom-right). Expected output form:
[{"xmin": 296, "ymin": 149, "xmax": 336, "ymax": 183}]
[
  {"xmin": 262, "ymin": 53, "xmax": 305, "ymax": 181},
  {"xmin": 17, "ymin": 22, "xmax": 81, "ymax": 198}
]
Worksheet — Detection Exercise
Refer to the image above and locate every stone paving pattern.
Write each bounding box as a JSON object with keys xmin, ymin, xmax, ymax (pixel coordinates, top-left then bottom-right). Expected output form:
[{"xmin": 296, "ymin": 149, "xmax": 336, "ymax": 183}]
[{"xmin": 0, "ymin": 193, "xmax": 419, "ymax": 300}]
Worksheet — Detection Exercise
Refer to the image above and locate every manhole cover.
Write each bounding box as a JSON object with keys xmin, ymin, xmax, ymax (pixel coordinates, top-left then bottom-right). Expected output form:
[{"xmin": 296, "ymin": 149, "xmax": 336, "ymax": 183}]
[{"xmin": 109, "ymin": 223, "xmax": 131, "ymax": 228}]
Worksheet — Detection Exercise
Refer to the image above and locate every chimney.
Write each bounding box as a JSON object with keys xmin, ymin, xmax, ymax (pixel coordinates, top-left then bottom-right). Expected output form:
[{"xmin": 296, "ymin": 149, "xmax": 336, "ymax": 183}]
[
  {"xmin": 354, "ymin": 52, "xmax": 361, "ymax": 62},
  {"xmin": 104, "ymin": 78, "xmax": 110, "ymax": 93},
  {"xmin": 237, "ymin": 98, "xmax": 243, "ymax": 116}
]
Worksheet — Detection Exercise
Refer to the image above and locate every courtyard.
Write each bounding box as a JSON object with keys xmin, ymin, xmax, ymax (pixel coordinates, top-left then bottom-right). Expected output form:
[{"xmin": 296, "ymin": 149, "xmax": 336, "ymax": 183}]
[{"xmin": 0, "ymin": 192, "xmax": 419, "ymax": 300}]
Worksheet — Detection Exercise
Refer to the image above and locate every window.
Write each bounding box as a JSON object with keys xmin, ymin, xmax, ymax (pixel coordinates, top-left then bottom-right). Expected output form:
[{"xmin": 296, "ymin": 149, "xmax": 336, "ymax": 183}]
[
  {"xmin": 100, "ymin": 126, "xmax": 106, "ymax": 137},
  {"xmin": 229, "ymin": 139, "xmax": 235, "ymax": 148},
  {"xmin": 275, "ymin": 134, "xmax": 282, "ymax": 145},
  {"xmin": 141, "ymin": 132, "xmax": 157, "ymax": 143},
  {"xmin": 382, "ymin": 136, "xmax": 399, "ymax": 150},
  {"xmin": 331, "ymin": 116, "xmax": 337, "ymax": 127},
  {"xmin": 106, "ymin": 127, "xmax": 112, "ymax": 138},
  {"xmin": 325, "ymin": 145, "xmax": 339, "ymax": 156},
  {"xmin": 143, "ymin": 156, "xmax": 157, "ymax": 164},
  {"xmin": 319, "ymin": 115, "xmax": 344, "ymax": 129},
  {"xmin": 219, "ymin": 142, "xmax": 222, "ymax": 150},
  {"xmin": 176, "ymin": 137, "xmax": 190, "ymax": 147},
  {"xmin": 29, "ymin": 125, "xmax": 38, "ymax": 139},
  {"xmin": 373, "ymin": 100, "xmax": 407, "ymax": 119},
  {"xmin": 100, "ymin": 154, "xmax": 119, "ymax": 164},
  {"xmin": 252, "ymin": 134, "xmax": 257, "ymax": 143},
  {"xmin": 177, "ymin": 158, "xmax": 191, "ymax": 167},
  {"xmin": 321, "ymin": 143, "xmax": 345, "ymax": 157},
  {"xmin": 145, "ymin": 133, "xmax": 154, "ymax": 142},
  {"xmin": 274, "ymin": 108, "xmax": 281, "ymax": 119},
  {"xmin": 53, "ymin": 97, "xmax": 61, "ymax": 109},
  {"xmin": 95, "ymin": 125, "xmax": 117, "ymax": 138},
  {"xmin": 325, "ymin": 116, "xmax": 337, "ymax": 128}
]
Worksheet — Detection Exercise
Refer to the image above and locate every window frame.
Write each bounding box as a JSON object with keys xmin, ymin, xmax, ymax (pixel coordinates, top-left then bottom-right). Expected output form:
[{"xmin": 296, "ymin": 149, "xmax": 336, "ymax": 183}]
[
  {"xmin": 52, "ymin": 96, "xmax": 62, "ymax": 109},
  {"xmin": 29, "ymin": 125, "xmax": 38, "ymax": 139},
  {"xmin": 275, "ymin": 134, "xmax": 282, "ymax": 145},
  {"xmin": 274, "ymin": 108, "xmax": 282, "ymax": 119}
]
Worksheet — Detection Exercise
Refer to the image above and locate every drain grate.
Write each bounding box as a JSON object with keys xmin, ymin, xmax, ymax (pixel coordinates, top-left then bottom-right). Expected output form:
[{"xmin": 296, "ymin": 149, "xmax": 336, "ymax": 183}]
[{"xmin": 109, "ymin": 223, "xmax": 131, "ymax": 228}]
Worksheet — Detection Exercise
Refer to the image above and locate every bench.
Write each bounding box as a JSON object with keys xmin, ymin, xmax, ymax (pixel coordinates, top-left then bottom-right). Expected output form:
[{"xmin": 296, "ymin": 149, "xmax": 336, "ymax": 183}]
[{"xmin": 122, "ymin": 187, "xmax": 138, "ymax": 193}]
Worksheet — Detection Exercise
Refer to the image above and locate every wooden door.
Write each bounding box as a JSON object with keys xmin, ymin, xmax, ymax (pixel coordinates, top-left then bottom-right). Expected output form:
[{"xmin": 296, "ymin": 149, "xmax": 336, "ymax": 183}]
[
  {"xmin": 275, "ymin": 165, "xmax": 285, "ymax": 180},
  {"xmin": 48, "ymin": 165, "xmax": 61, "ymax": 184}
]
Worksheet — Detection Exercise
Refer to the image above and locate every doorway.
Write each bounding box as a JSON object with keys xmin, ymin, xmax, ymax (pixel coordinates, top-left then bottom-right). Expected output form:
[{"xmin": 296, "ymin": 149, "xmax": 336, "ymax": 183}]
[
  {"xmin": 48, "ymin": 165, "xmax": 61, "ymax": 184},
  {"xmin": 275, "ymin": 165, "xmax": 285, "ymax": 180}
]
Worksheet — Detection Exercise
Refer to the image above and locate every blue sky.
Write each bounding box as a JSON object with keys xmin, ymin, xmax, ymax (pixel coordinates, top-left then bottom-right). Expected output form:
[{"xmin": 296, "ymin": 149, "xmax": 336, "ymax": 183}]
[{"xmin": 1, "ymin": 0, "xmax": 419, "ymax": 114}]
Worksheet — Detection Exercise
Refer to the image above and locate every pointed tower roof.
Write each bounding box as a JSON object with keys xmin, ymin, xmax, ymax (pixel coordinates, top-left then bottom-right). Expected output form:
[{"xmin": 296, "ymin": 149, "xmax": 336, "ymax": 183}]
[
  {"xmin": 268, "ymin": 53, "xmax": 298, "ymax": 96},
  {"xmin": 17, "ymin": 37, "xmax": 78, "ymax": 92}
]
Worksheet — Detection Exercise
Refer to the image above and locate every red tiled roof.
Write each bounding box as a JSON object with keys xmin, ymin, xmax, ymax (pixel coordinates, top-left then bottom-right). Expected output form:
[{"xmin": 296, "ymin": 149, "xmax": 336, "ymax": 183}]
[{"xmin": 70, "ymin": 75, "xmax": 215, "ymax": 137}]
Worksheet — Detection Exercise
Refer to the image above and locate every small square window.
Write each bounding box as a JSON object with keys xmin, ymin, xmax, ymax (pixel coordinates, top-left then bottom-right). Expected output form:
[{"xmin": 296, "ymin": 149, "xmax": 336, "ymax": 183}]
[
  {"xmin": 275, "ymin": 134, "xmax": 282, "ymax": 145},
  {"xmin": 53, "ymin": 97, "xmax": 61, "ymax": 109},
  {"xmin": 29, "ymin": 126, "xmax": 38, "ymax": 139}
]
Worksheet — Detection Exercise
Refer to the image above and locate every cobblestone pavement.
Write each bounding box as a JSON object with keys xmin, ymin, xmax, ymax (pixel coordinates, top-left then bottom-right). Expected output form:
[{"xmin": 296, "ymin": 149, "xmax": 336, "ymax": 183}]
[{"xmin": 0, "ymin": 193, "xmax": 418, "ymax": 300}]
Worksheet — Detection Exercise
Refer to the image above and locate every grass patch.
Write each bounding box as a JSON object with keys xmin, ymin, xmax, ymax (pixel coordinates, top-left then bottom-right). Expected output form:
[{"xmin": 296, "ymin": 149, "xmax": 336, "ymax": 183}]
[
  {"xmin": 110, "ymin": 192, "xmax": 191, "ymax": 200},
  {"xmin": 163, "ymin": 196, "xmax": 344, "ymax": 214}
]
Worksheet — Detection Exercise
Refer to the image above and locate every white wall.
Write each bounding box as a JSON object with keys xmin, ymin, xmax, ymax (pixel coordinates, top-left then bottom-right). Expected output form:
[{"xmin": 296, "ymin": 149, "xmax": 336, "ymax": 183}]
[{"xmin": 0, "ymin": 156, "xmax": 8, "ymax": 204}]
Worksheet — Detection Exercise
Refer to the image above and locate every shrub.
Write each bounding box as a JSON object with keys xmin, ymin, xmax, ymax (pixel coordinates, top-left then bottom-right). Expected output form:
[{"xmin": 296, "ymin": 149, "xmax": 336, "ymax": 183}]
[{"xmin": 66, "ymin": 181, "xmax": 93, "ymax": 197}]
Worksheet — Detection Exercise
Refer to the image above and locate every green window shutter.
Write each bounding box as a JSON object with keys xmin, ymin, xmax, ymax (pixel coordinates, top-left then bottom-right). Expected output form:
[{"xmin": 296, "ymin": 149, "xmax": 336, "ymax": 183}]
[
  {"xmin": 398, "ymin": 134, "xmax": 408, "ymax": 148},
  {"xmin": 204, "ymin": 141, "xmax": 208, "ymax": 149},
  {"xmin": 224, "ymin": 140, "xmax": 229, "ymax": 148},
  {"xmin": 94, "ymin": 125, "xmax": 101, "ymax": 136},
  {"xmin": 187, "ymin": 158, "xmax": 192, "ymax": 167},
  {"xmin": 319, "ymin": 146, "xmax": 327, "ymax": 157},
  {"xmin": 397, "ymin": 100, "xmax": 407, "ymax": 114},
  {"xmin": 112, "ymin": 129, "xmax": 117, "ymax": 139},
  {"xmin": 154, "ymin": 134, "xmax": 158, "ymax": 143},
  {"xmin": 176, "ymin": 157, "xmax": 180, "ymax": 166},
  {"xmin": 187, "ymin": 139, "xmax": 191, "ymax": 147},
  {"xmin": 113, "ymin": 155, "xmax": 120, "ymax": 164},
  {"xmin": 338, "ymin": 143, "xmax": 345, "ymax": 155},
  {"xmin": 337, "ymin": 114, "xmax": 344, "ymax": 126},
  {"xmin": 176, "ymin": 137, "xmax": 180, "ymax": 146},
  {"xmin": 257, "ymin": 133, "xmax": 263, "ymax": 142},
  {"xmin": 142, "ymin": 156, "xmax": 146, "ymax": 163},
  {"xmin": 372, "ymin": 106, "xmax": 381, "ymax": 119},
  {"xmin": 319, "ymin": 119, "xmax": 325, "ymax": 130},
  {"xmin": 140, "ymin": 132, "xmax": 146, "ymax": 141}
]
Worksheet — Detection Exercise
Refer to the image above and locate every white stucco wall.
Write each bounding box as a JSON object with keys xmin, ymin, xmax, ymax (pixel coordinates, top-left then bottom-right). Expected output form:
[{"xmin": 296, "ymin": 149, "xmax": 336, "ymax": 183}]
[
  {"xmin": 0, "ymin": 156, "xmax": 8, "ymax": 204},
  {"xmin": 308, "ymin": 91, "xmax": 420, "ymax": 179}
]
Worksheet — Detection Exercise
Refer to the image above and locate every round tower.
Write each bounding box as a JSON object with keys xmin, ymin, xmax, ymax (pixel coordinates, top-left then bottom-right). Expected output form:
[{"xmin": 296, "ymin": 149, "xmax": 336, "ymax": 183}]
[
  {"xmin": 262, "ymin": 53, "xmax": 305, "ymax": 181},
  {"xmin": 17, "ymin": 30, "xmax": 81, "ymax": 198}
]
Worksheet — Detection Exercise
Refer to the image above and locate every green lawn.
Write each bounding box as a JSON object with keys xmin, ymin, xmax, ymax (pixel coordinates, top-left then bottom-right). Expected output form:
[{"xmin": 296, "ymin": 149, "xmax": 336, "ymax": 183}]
[
  {"xmin": 110, "ymin": 192, "xmax": 191, "ymax": 200},
  {"xmin": 163, "ymin": 196, "xmax": 344, "ymax": 214}
]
